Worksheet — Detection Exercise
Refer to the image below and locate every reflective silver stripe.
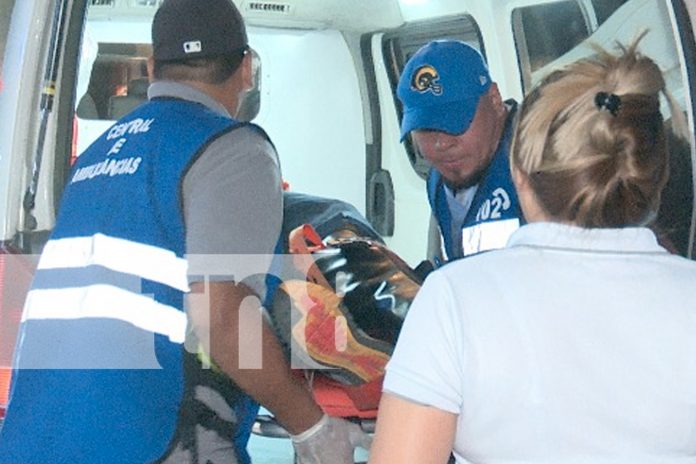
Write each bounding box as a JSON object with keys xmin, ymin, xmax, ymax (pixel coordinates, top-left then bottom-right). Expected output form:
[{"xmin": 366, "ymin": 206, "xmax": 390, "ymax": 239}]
[
  {"xmin": 462, "ymin": 218, "xmax": 521, "ymax": 256},
  {"xmin": 439, "ymin": 232, "xmax": 447, "ymax": 260},
  {"xmin": 38, "ymin": 234, "xmax": 189, "ymax": 292},
  {"xmin": 22, "ymin": 285, "xmax": 187, "ymax": 343}
]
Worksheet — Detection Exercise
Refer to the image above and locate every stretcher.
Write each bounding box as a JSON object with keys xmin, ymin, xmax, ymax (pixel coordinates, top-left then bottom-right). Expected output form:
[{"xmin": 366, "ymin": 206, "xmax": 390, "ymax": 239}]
[{"xmin": 253, "ymin": 192, "xmax": 426, "ymax": 461}]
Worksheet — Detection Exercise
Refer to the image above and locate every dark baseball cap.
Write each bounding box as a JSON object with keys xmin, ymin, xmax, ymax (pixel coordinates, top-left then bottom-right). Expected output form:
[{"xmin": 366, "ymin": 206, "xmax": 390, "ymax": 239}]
[
  {"xmin": 397, "ymin": 40, "xmax": 492, "ymax": 141},
  {"xmin": 152, "ymin": 0, "xmax": 248, "ymax": 61}
]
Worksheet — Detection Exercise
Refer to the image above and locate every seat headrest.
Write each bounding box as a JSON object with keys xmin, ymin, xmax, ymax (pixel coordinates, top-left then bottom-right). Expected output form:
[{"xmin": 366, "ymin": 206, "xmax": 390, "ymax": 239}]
[{"xmin": 128, "ymin": 78, "xmax": 150, "ymax": 96}]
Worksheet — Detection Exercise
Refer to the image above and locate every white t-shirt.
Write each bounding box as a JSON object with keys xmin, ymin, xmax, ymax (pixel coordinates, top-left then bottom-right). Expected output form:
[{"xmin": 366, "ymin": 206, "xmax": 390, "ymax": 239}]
[{"xmin": 384, "ymin": 222, "xmax": 696, "ymax": 463}]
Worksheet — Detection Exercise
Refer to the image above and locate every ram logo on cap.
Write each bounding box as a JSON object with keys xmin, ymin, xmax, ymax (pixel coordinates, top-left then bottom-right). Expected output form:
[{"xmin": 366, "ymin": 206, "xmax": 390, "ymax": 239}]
[
  {"xmin": 183, "ymin": 40, "xmax": 202, "ymax": 54},
  {"xmin": 410, "ymin": 65, "xmax": 442, "ymax": 96}
]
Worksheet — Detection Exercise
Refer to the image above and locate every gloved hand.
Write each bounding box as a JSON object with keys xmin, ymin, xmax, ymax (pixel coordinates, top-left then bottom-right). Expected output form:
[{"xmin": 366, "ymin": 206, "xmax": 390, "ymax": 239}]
[{"xmin": 291, "ymin": 413, "xmax": 372, "ymax": 464}]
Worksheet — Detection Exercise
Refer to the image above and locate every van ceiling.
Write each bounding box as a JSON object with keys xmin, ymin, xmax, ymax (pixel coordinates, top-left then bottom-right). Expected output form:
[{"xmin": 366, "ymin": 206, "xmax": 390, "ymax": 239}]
[
  {"xmin": 88, "ymin": 0, "xmax": 405, "ymax": 33},
  {"xmin": 237, "ymin": 0, "xmax": 405, "ymax": 31}
]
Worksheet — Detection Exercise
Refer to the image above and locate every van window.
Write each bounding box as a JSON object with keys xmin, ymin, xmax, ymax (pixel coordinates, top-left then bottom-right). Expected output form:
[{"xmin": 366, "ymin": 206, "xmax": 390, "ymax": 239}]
[
  {"xmin": 77, "ymin": 42, "xmax": 151, "ymax": 120},
  {"xmin": 592, "ymin": 0, "xmax": 631, "ymax": 25},
  {"xmin": 382, "ymin": 17, "xmax": 483, "ymax": 179},
  {"xmin": 77, "ymin": 44, "xmax": 263, "ymax": 122},
  {"xmin": 512, "ymin": 0, "xmax": 590, "ymax": 87},
  {"xmin": 513, "ymin": 0, "xmax": 636, "ymax": 92},
  {"xmin": 76, "ymin": 18, "xmax": 262, "ymax": 151}
]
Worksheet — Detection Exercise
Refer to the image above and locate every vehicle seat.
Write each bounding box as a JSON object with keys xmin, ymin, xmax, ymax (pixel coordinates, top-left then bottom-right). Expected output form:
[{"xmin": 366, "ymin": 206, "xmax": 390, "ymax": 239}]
[
  {"xmin": 108, "ymin": 77, "xmax": 149, "ymax": 119},
  {"xmin": 76, "ymin": 92, "xmax": 99, "ymax": 119}
]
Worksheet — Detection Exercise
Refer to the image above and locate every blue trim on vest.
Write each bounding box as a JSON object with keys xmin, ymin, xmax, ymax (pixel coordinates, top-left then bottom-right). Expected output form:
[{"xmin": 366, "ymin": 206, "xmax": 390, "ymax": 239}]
[{"xmin": 427, "ymin": 101, "xmax": 522, "ymax": 262}]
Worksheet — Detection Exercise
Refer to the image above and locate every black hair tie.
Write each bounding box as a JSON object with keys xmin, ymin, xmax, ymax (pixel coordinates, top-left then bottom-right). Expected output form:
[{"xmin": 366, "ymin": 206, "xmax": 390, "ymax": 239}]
[{"xmin": 594, "ymin": 91, "xmax": 621, "ymax": 116}]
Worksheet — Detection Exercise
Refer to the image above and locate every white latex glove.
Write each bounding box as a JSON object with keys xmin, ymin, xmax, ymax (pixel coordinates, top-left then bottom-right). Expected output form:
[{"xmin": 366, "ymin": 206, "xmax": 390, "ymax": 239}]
[{"xmin": 291, "ymin": 413, "xmax": 372, "ymax": 464}]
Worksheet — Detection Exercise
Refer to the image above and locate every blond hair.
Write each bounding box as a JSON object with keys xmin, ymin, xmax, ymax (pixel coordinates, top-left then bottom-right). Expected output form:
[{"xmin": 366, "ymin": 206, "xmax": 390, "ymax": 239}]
[{"xmin": 511, "ymin": 33, "xmax": 687, "ymax": 228}]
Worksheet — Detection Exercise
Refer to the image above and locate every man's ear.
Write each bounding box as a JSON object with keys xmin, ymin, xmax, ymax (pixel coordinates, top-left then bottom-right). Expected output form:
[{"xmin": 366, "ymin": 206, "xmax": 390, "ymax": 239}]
[
  {"xmin": 146, "ymin": 57, "xmax": 155, "ymax": 81},
  {"xmin": 487, "ymin": 83, "xmax": 504, "ymax": 114},
  {"xmin": 488, "ymin": 82, "xmax": 501, "ymax": 99}
]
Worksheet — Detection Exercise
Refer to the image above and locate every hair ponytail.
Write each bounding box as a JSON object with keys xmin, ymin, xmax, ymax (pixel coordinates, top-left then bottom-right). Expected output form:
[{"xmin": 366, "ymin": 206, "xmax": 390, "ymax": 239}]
[{"xmin": 511, "ymin": 34, "xmax": 682, "ymax": 228}]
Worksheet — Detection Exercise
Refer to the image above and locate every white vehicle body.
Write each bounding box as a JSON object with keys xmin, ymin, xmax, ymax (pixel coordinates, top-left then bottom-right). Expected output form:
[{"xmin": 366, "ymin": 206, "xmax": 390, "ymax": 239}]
[{"xmin": 0, "ymin": 0, "xmax": 694, "ymax": 460}]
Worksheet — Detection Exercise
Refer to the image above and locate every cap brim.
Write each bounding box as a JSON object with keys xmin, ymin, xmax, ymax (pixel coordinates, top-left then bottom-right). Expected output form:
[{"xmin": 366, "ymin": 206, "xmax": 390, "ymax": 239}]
[{"xmin": 399, "ymin": 98, "xmax": 479, "ymax": 142}]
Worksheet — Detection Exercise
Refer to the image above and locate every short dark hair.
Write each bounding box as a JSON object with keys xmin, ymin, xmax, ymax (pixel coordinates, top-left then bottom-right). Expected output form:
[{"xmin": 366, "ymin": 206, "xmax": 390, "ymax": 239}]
[{"xmin": 153, "ymin": 47, "xmax": 247, "ymax": 84}]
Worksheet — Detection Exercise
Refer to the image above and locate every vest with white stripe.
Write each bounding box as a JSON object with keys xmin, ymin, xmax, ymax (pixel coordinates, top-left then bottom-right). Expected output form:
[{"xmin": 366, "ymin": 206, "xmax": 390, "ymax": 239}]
[
  {"xmin": 33, "ymin": 97, "xmax": 240, "ymax": 351},
  {"xmin": 427, "ymin": 103, "xmax": 522, "ymax": 262},
  {"xmin": 1, "ymin": 98, "xmax": 245, "ymax": 463}
]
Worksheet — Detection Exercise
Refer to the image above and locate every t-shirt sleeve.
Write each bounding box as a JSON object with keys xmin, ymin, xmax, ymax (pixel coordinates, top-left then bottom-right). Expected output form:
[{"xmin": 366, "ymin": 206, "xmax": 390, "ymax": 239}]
[
  {"xmin": 182, "ymin": 125, "xmax": 283, "ymax": 289},
  {"xmin": 383, "ymin": 270, "xmax": 466, "ymax": 414}
]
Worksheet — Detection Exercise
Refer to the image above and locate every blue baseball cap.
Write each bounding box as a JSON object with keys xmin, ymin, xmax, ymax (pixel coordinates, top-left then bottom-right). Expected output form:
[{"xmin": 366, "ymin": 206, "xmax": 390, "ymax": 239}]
[{"xmin": 397, "ymin": 40, "xmax": 492, "ymax": 141}]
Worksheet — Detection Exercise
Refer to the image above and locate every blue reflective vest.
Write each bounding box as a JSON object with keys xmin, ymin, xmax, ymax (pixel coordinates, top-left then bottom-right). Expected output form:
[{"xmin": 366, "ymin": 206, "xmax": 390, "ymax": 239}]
[
  {"xmin": 0, "ymin": 98, "xmax": 241, "ymax": 463},
  {"xmin": 427, "ymin": 103, "xmax": 522, "ymax": 262}
]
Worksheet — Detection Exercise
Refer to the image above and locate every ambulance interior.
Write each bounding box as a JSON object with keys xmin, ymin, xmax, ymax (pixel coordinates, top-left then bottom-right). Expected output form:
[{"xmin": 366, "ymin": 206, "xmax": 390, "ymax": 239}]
[
  {"xmin": 0, "ymin": 0, "xmax": 694, "ymax": 461},
  {"xmin": 73, "ymin": 1, "xmax": 696, "ymax": 457},
  {"xmin": 72, "ymin": 0, "xmax": 695, "ymax": 265}
]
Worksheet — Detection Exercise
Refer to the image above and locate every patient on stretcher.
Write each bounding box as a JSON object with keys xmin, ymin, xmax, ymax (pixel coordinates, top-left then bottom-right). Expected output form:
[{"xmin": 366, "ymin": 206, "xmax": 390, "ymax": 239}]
[{"xmin": 271, "ymin": 191, "xmax": 422, "ymax": 380}]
